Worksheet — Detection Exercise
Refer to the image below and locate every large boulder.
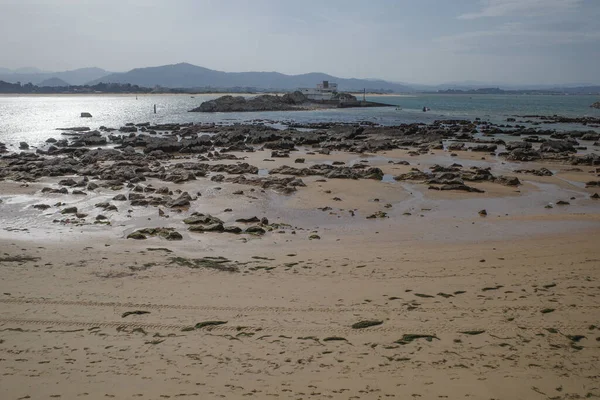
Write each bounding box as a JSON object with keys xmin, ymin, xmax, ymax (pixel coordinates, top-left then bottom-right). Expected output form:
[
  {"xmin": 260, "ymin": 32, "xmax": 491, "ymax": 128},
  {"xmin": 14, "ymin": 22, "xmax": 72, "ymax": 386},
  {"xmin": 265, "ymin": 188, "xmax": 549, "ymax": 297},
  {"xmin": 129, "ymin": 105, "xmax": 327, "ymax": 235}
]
[
  {"xmin": 470, "ymin": 144, "xmax": 497, "ymax": 152},
  {"xmin": 570, "ymin": 153, "xmax": 600, "ymax": 166},
  {"xmin": 506, "ymin": 148, "xmax": 541, "ymax": 161},
  {"xmin": 540, "ymin": 139, "xmax": 576, "ymax": 153},
  {"xmin": 447, "ymin": 142, "xmax": 465, "ymax": 151},
  {"xmin": 73, "ymin": 131, "xmax": 107, "ymax": 146},
  {"xmin": 505, "ymin": 141, "xmax": 532, "ymax": 151},
  {"xmin": 581, "ymin": 132, "xmax": 600, "ymax": 141},
  {"xmin": 494, "ymin": 175, "xmax": 521, "ymax": 186}
]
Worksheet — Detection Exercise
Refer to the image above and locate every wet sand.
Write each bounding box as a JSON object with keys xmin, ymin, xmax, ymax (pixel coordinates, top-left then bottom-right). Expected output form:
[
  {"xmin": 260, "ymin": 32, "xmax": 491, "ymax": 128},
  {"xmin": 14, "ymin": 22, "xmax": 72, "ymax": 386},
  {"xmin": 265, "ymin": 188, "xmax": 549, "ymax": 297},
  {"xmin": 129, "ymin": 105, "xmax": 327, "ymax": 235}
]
[{"xmin": 1, "ymin": 148, "xmax": 600, "ymax": 399}]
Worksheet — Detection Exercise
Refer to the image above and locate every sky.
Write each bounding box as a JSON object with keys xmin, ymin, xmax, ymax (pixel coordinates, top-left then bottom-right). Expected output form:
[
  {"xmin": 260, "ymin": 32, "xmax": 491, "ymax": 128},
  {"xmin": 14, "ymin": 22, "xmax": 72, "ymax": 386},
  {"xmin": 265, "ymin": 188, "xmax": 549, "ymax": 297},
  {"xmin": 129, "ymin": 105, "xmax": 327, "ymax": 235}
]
[{"xmin": 0, "ymin": 0, "xmax": 599, "ymax": 85}]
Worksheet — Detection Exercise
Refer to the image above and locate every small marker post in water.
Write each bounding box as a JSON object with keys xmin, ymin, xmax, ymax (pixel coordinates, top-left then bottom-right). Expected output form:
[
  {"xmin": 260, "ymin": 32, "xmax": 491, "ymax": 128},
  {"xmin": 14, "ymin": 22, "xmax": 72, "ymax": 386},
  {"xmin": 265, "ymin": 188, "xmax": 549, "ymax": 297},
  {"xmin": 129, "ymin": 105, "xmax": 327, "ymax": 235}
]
[{"xmin": 154, "ymin": 104, "xmax": 156, "ymax": 114}]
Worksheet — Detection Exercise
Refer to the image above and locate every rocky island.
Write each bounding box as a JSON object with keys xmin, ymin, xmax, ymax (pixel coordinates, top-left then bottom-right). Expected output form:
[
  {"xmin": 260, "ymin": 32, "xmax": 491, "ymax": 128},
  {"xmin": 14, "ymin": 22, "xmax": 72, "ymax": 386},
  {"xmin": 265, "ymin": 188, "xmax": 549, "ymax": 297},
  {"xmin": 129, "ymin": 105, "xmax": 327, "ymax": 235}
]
[
  {"xmin": 591, "ymin": 101, "xmax": 600, "ymax": 109},
  {"xmin": 190, "ymin": 91, "xmax": 311, "ymax": 112},
  {"xmin": 190, "ymin": 83, "xmax": 393, "ymax": 112}
]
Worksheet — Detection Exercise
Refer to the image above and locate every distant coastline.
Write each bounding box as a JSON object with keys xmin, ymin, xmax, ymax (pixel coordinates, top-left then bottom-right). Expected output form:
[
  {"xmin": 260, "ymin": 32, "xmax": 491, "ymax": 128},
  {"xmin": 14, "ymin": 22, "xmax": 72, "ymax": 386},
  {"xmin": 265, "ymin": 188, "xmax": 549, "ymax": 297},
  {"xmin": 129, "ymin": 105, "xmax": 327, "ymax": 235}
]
[
  {"xmin": 0, "ymin": 92, "xmax": 262, "ymax": 97},
  {"xmin": 2, "ymin": 63, "xmax": 599, "ymax": 97},
  {"xmin": 429, "ymin": 87, "xmax": 600, "ymax": 95}
]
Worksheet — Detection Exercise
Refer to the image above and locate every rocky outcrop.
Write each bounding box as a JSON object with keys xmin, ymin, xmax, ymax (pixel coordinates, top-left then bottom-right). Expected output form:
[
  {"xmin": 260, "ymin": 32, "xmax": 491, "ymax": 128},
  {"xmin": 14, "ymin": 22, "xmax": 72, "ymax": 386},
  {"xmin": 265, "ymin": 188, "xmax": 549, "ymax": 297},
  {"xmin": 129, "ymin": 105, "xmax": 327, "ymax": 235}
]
[
  {"xmin": 570, "ymin": 153, "xmax": 600, "ymax": 166},
  {"xmin": 494, "ymin": 175, "xmax": 521, "ymax": 186},
  {"xmin": 1, "ymin": 119, "xmax": 597, "ymax": 204},
  {"xmin": 394, "ymin": 165, "xmax": 521, "ymax": 191},
  {"xmin": 225, "ymin": 175, "xmax": 305, "ymax": 194},
  {"xmin": 469, "ymin": 144, "xmax": 497, "ymax": 152},
  {"xmin": 190, "ymin": 91, "xmax": 385, "ymax": 112},
  {"xmin": 282, "ymin": 91, "xmax": 309, "ymax": 104},
  {"xmin": 513, "ymin": 168, "xmax": 553, "ymax": 176},
  {"xmin": 540, "ymin": 139, "xmax": 577, "ymax": 153},
  {"xmin": 506, "ymin": 148, "xmax": 541, "ymax": 161},
  {"xmin": 190, "ymin": 92, "xmax": 308, "ymax": 113},
  {"xmin": 71, "ymin": 131, "xmax": 107, "ymax": 147},
  {"xmin": 447, "ymin": 142, "xmax": 465, "ymax": 151},
  {"xmin": 591, "ymin": 101, "xmax": 600, "ymax": 109},
  {"xmin": 505, "ymin": 141, "xmax": 532, "ymax": 151},
  {"xmin": 269, "ymin": 164, "xmax": 383, "ymax": 180},
  {"xmin": 127, "ymin": 227, "xmax": 182, "ymax": 241},
  {"xmin": 429, "ymin": 184, "xmax": 485, "ymax": 193}
]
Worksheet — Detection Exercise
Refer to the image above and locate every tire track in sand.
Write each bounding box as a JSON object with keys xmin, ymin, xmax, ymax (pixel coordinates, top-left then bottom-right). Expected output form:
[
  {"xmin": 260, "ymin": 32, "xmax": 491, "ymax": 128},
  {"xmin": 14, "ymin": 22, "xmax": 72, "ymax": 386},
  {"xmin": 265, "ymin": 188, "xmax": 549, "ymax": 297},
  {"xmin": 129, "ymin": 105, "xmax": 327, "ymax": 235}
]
[
  {"xmin": 0, "ymin": 317, "xmax": 593, "ymax": 336},
  {"xmin": 1, "ymin": 297, "xmax": 598, "ymax": 314}
]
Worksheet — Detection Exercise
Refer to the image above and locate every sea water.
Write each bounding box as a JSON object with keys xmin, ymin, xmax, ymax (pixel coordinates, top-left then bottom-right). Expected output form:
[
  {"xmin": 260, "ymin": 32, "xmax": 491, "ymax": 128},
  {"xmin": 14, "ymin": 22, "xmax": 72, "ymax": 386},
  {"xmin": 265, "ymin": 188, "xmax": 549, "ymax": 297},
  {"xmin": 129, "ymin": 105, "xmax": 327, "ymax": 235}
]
[{"xmin": 0, "ymin": 93, "xmax": 599, "ymax": 148}]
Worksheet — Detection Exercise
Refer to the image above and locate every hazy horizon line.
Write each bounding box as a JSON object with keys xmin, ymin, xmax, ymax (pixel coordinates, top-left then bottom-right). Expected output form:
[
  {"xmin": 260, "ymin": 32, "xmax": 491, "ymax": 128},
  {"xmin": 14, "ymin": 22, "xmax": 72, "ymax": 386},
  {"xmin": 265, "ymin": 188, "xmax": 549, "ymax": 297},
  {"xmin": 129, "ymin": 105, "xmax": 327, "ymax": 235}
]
[{"xmin": 1, "ymin": 62, "xmax": 599, "ymax": 88}]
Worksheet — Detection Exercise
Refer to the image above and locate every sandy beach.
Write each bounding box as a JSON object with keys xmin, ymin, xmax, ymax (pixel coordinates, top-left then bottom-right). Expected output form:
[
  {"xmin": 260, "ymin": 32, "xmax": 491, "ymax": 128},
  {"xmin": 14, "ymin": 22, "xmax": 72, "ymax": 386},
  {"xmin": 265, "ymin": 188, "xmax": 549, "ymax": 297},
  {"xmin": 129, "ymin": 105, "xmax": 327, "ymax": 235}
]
[{"xmin": 1, "ymin": 124, "xmax": 600, "ymax": 399}]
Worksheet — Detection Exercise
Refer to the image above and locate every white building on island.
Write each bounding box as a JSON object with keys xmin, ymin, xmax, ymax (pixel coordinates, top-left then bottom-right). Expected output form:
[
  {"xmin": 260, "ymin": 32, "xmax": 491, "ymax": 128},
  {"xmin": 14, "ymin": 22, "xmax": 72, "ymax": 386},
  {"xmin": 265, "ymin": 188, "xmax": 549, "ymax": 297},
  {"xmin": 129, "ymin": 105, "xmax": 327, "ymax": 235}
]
[{"xmin": 300, "ymin": 80, "xmax": 339, "ymax": 101}]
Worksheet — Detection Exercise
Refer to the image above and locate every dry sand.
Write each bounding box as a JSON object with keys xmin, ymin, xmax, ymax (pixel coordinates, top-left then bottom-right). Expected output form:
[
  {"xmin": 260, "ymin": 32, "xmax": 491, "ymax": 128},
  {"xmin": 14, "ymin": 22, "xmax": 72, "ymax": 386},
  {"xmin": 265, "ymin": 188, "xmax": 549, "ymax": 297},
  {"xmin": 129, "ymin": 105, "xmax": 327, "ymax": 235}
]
[{"xmin": 1, "ymin": 149, "xmax": 599, "ymax": 399}]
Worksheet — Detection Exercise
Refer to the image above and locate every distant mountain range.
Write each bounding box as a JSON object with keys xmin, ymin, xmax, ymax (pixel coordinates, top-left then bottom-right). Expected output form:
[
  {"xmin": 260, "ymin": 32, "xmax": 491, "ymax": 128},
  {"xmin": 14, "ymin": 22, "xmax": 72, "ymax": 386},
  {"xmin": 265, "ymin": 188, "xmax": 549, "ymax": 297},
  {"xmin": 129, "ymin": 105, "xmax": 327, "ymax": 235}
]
[
  {"xmin": 87, "ymin": 63, "xmax": 414, "ymax": 92},
  {"xmin": 38, "ymin": 77, "xmax": 71, "ymax": 87},
  {"xmin": 1, "ymin": 63, "xmax": 599, "ymax": 94},
  {"xmin": 0, "ymin": 67, "xmax": 110, "ymax": 86}
]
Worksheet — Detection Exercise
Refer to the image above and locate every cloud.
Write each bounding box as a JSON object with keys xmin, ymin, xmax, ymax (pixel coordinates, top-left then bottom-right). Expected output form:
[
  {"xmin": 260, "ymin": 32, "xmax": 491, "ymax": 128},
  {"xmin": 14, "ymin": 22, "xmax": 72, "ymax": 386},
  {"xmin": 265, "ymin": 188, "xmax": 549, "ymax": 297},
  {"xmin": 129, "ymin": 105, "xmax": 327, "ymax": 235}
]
[
  {"xmin": 436, "ymin": 21, "xmax": 600, "ymax": 52},
  {"xmin": 458, "ymin": 0, "xmax": 583, "ymax": 19}
]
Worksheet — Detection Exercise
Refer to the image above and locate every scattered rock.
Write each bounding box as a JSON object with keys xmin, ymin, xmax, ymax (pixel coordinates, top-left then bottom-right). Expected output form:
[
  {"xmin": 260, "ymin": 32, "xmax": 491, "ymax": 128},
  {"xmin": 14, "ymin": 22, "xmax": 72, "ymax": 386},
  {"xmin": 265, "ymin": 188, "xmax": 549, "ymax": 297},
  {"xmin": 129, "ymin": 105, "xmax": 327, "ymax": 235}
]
[
  {"xmin": 170, "ymin": 256, "xmax": 237, "ymax": 272},
  {"xmin": 323, "ymin": 336, "xmax": 348, "ymax": 342},
  {"xmin": 352, "ymin": 320, "xmax": 383, "ymax": 329},
  {"xmin": 540, "ymin": 140, "xmax": 576, "ymax": 153},
  {"xmin": 514, "ymin": 168, "xmax": 553, "ymax": 176},
  {"xmin": 246, "ymin": 226, "xmax": 266, "ymax": 235},
  {"xmin": 194, "ymin": 320, "xmax": 228, "ymax": 329},
  {"xmin": 494, "ymin": 175, "xmax": 521, "ymax": 186},
  {"xmin": 127, "ymin": 231, "xmax": 147, "ymax": 240},
  {"xmin": 182, "ymin": 320, "xmax": 228, "ymax": 331},
  {"xmin": 366, "ymin": 211, "xmax": 388, "ymax": 219},
  {"xmin": 122, "ymin": 310, "xmax": 150, "ymax": 318},
  {"xmin": 460, "ymin": 330, "xmax": 486, "ymax": 335},
  {"xmin": 128, "ymin": 227, "xmax": 182, "ymax": 240},
  {"xmin": 395, "ymin": 334, "xmax": 439, "ymax": 344}
]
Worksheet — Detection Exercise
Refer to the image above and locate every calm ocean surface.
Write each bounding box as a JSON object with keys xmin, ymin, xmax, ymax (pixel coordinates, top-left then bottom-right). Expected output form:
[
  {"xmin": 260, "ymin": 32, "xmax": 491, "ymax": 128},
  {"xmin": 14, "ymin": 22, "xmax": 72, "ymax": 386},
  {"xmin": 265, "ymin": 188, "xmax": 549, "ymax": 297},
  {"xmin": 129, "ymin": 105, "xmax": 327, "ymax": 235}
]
[{"xmin": 1, "ymin": 93, "xmax": 599, "ymax": 148}]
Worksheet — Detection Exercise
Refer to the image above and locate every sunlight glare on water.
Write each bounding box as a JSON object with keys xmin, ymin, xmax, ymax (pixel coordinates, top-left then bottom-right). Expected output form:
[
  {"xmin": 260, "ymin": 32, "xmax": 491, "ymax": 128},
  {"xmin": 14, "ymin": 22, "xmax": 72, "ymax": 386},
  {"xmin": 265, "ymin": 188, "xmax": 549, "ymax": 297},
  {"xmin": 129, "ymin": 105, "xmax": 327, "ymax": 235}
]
[{"xmin": 1, "ymin": 93, "xmax": 599, "ymax": 148}]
